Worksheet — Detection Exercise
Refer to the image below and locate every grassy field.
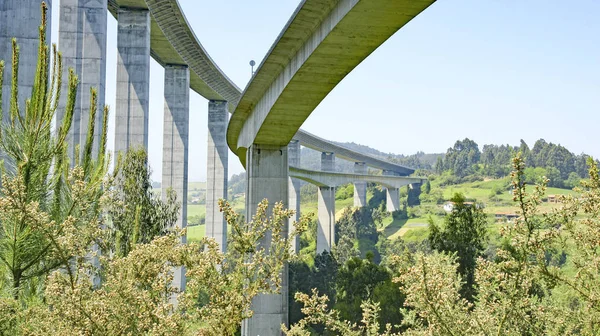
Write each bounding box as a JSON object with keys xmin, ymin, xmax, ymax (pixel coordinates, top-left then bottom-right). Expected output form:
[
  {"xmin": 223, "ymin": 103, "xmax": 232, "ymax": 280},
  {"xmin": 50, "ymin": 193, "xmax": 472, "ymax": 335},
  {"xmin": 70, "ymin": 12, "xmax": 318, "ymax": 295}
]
[
  {"xmin": 187, "ymin": 224, "xmax": 205, "ymax": 242},
  {"xmin": 187, "ymin": 204, "xmax": 206, "ymax": 218},
  {"xmin": 182, "ymin": 177, "xmax": 578, "ymax": 245},
  {"xmin": 383, "ymin": 177, "xmax": 578, "ymax": 242}
]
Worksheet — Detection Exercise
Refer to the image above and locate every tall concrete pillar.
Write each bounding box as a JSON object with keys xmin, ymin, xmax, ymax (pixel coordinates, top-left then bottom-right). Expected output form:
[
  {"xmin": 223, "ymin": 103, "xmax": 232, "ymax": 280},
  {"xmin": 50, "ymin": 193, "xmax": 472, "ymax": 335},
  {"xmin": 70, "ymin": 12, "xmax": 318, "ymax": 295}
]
[
  {"xmin": 114, "ymin": 8, "xmax": 150, "ymax": 154},
  {"xmin": 317, "ymin": 186, "xmax": 335, "ymax": 254},
  {"xmin": 58, "ymin": 0, "xmax": 107, "ymax": 162},
  {"xmin": 288, "ymin": 140, "xmax": 301, "ymax": 253},
  {"xmin": 242, "ymin": 144, "xmax": 289, "ymax": 336},
  {"xmin": 205, "ymin": 100, "xmax": 228, "ymax": 252},
  {"xmin": 0, "ymin": 0, "xmax": 51, "ymax": 122},
  {"xmin": 161, "ymin": 64, "xmax": 189, "ymax": 293},
  {"xmin": 384, "ymin": 170, "xmax": 400, "ymax": 212},
  {"xmin": 353, "ymin": 162, "xmax": 367, "ymax": 207},
  {"xmin": 317, "ymin": 152, "xmax": 335, "ymax": 254}
]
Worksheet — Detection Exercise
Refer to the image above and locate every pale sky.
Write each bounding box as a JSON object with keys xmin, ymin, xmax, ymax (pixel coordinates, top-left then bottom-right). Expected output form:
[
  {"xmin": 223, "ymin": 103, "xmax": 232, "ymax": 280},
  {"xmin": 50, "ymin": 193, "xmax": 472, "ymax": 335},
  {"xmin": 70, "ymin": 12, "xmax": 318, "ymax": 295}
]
[{"xmin": 50, "ymin": 0, "xmax": 600, "ymax": 182}]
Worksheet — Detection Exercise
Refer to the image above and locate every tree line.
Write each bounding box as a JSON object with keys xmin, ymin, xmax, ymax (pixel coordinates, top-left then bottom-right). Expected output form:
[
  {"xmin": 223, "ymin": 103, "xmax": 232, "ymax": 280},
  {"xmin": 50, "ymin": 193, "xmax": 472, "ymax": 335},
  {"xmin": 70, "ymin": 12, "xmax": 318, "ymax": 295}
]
[{"xmin": 433, "ymin": 137, "xmax": 595, "ymax": 188}]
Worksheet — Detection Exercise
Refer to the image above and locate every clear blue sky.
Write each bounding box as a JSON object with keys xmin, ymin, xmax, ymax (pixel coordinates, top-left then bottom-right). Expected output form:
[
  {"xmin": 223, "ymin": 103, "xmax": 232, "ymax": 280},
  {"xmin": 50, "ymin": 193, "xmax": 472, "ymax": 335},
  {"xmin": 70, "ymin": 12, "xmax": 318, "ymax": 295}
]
[{"xmin": 50, "ymin": 0, "xmax": 600, "ymax": 182}]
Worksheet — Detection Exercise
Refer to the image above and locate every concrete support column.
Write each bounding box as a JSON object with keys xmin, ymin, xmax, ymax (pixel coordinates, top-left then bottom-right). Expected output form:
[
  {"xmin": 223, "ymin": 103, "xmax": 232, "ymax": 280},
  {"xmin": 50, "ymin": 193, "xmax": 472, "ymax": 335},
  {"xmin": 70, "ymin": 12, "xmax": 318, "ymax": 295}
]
[
  {"xmin": 114, "ymin": 8, "xmax": 150, "ymax": 154},
  {"xmin": 353, "ymin": 162, "xmax": 367, "ymax": 207},
  {"xmin": 161, "ymin": 65, "xmax": 189, "ymax": 293},
  {"xmin": 317, "ymin": 152, "xmax": 335, "ymax": 254},
  {"xmin": 58, "ymin": 0, "xmax": 107, "ymax": 162},
  {"xmin": 205, "ymin": 100, "xmax": 228, "ymax": 252},
  {"xmin": 0, "ymin": 0, "xmax": 51, "ymax": 122},
  {"xmin": 288, "ymin": 140, "xmax": 301, "ymax": 253},
  {"xmin": 384, "ymin": 170, "xmax": 400, "ymax": 212},
  {"xmin": 317, "ymin": 186, "xmax": 335, "ymax": 253},
  {"xmin": 242, "ymin": 144, "xmax": 289, "ymax": 336}
]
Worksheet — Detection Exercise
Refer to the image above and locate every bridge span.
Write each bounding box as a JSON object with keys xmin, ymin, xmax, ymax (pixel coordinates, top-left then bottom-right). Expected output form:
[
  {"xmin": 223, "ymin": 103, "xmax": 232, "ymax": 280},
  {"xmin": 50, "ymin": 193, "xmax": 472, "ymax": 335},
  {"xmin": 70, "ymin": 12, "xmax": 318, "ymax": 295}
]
[
  {"xmin": 227, "ymin": 0, "xmax": 434, "ymax": 333},
  {"xmin": 0, "ymin": 0, "xmax": 433, "ymax": 334}
]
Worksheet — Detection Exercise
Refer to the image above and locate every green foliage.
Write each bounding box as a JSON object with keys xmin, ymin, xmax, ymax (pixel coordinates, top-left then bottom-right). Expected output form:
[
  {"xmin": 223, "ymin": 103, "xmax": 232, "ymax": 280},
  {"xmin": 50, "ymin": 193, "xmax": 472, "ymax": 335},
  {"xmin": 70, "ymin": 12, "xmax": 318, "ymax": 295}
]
[
  {"xmin": 335, "ymin": 183, "xmax": 353, "ymax": 200},
  {"xmin": 0, "ymin": 199, "xmax": 308, "ymax": 335},
  {"xmin": 437, "ymin": 137, "xmax": 596, "ymax": 185},
  {"xmin": 441, "ymin": 138, "xmax": 481, "ymax": 177},
  {"xmin": 333, "ymin": 208, "xmax": 359, "ymax": 265},
  {"xmin": 227, "ymin": 171, "xmax": 246, "ymax": 196},
  {"xmin": 422, "ymin": 180, "xmax": 431, "ymax": 194},
  {"xmin": 428, "ymin": 193, "xmax": 488, "ymax": 301},
  {"xmin": 564, "ymin": 171, "xmax": 582, "ymax": 189},
  {"xmin": 300, "ymin": 183, "xmax": 317, "ymax": 203},
  {"xmin": 104, "ymin": 148, "xmax": 180, "ymax": 257},
  {"xmin": 289, "ymin": 156, "xmax": 600, "ymax": 335},
  {"xmin": 0, "ymin": 3, "xmax": 108, "ymax": 300},
  {"xmin": 406, "ymin": 183, "xmax": 421, "ymax": 206},
  {"xmin": 419, "ymin": 187, "xmax": 444, "ymax": 204},
  {"xmin": 289, "ymin": 252, "xmax": 339, "ymax": 331},
  {"xmin": 334, "ymin": 256, "xmax": 404, "ymax": 333},
  {"xmin": 367, "ymin": 185, "xmax": 386, "ymax": 208}
]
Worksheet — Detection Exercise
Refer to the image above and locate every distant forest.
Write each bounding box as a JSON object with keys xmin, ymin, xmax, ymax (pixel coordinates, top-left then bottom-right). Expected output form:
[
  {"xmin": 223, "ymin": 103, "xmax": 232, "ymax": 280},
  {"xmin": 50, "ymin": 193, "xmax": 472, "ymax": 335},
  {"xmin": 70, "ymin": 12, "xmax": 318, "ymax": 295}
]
[
  {"xmin": 433, "ymin": 138, "xmax": 596, "ymax": 188},
  {"xmin": 228, "ymin": 138, "xmax": 596, "ymax": 194}
]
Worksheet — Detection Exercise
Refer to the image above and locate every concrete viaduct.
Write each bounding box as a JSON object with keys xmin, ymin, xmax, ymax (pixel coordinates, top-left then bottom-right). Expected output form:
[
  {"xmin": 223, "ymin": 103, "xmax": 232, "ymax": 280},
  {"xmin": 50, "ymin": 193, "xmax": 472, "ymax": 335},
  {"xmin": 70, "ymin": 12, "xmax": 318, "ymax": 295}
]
[{"xmin": 0, "ymin": 0, "xmax": 433, "ymax": 335}]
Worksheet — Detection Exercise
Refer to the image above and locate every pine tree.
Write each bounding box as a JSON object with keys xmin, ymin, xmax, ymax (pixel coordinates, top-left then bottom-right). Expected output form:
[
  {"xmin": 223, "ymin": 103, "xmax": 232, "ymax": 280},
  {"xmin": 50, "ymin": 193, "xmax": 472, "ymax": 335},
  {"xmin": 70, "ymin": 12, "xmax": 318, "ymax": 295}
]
[{"xmin": 0, "ymin": 2, "xmax": 109, "ymax": 300}]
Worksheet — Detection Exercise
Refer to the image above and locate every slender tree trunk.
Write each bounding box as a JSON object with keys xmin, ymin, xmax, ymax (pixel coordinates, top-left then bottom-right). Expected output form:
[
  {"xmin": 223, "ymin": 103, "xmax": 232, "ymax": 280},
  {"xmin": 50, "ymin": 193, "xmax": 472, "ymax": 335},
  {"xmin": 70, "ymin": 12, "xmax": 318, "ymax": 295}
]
[{"xmin": 12, "ymin": 270, "xmax": 21, "ymax": 300}]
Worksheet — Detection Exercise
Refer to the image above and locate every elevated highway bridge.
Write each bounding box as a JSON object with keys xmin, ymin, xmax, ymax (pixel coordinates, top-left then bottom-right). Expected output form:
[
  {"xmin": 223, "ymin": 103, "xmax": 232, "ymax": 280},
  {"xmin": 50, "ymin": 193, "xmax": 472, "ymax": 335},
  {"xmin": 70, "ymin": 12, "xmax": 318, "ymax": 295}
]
[{"xmin": 1, "ymin": 0, "xmax": 433, "ymax": 334}]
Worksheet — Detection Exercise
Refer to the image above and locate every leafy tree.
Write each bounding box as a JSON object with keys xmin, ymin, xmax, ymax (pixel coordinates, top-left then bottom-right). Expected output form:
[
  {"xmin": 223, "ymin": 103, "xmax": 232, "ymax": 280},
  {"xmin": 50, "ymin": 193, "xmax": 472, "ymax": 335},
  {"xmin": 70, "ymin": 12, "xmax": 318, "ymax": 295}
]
[
  {"xmin": 428, "ymin": 193, "xmax": 487, "ymax": 301},
  {"xmin": 367, "ymin": 184, "xmax": 386, "ymax": 209},
  {"xmin": 334, "ymin": 207, "xmax": 359, "ymax": 265},
  {"xmin": 334, "ymin": 255, "xmax": 403, "ymax": 332},
  {"xmin": 406, "ymin": 183, "xmax": 421, "ymax": 206},
  {"xmin": 371, "ymin": 203, "xmax": 385, "ymax": 229},
  {"xmin": 288, "ymin": 156, "xmax": 600, "ymax": 335},
  {"xmin": 0, "ymin": 200, "xmax": 308, "ymax": 335},
  {"xmin": 524, "ymin": 166, "xmax": 547, "ymax": 184},
  {"xmin": 564, "ymin": 171, "xmax": 582, "ymax": 189},
  {"xmin": 104, "ymin": 148, "xmax": 179, "ymax": 257},
  {"xmin": 335, "ymin": 183, "xmax": 354, "ymax": 200},
  {"xmin": 0, "ymin": 3, "xmax": 108, "ymax": 300},
  {"xmin": 442, "ymin": 138, "xmax": 480, "ymax": 177},
  {"xmin": 422, "ymin": 180, "xmax": 431, "ymax": 194},
  {"xmin": 289, "ymin": 252, "xmax": 339, "ymax": 332},
  {"xmin": 434, "ymin": 156, "xmax": 444, "ymax": 174},
  {"xmin": 0, "ymin": 8, "xmax": 311, "ymax": 334},
  {"xmin": 545, "ymin": 165, "xmax": 563, "ymax": 188}
]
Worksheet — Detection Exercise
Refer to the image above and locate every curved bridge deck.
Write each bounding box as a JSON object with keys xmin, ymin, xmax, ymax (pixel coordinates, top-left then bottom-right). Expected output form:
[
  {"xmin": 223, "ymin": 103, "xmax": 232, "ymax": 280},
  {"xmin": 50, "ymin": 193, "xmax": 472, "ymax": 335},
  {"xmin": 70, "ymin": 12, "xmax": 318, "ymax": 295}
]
[
  {"xmin": 228, "ymin": 0, "xmax": 435, "ymax": 165},
  {"xmin": 108, "ymin": 0, "xmax": 416, "ymax": 173},
  {"xmin": 290, "ymin": 166, "xmax": 425, "ymax": 188}
]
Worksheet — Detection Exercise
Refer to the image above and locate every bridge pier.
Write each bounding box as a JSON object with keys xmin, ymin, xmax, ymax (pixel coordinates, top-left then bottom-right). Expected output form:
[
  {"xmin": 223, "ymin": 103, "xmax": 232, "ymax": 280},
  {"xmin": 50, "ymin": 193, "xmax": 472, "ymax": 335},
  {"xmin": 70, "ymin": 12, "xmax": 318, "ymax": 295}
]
[
  {"xmin": 0, "ymin": 0, "xmax": 51, "ymax": 121},
  {"xmin": 114, "ymin": 7, "xmax": 151, "ymax": 154},
  {"xmin": 58, "ymin": 0, "xmax": 107, "ymax": 161},
  {"xmin": 288, "ymin": 140, "xmax": 301, "ymax": 253},
  {"xmin": 353, "ymin": 162, "xmax": 367, "ymax": 207},
  {"xmin": 317, "ymin": 152, "xmax": 335, "ymax": 254},
  {"xmin": 162, "ymin": 64, "xmax": 189, "ymax": 294},
  {"xmin": 242, "ymin": 144, "xmax": 289, "ymax": 336},
  {"xmin": 383, "ymin": 170, "xmax": 401, "ymax": 212},
  {"xmin": 205, "ymin": 100, "xmax": 229, "ymax": 252}
]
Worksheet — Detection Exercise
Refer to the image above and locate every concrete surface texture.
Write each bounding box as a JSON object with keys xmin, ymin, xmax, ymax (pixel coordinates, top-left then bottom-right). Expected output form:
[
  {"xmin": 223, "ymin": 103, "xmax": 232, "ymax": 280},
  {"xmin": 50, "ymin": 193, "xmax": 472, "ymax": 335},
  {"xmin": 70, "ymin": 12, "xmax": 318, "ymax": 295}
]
[
  {"xmin": 228, "ymin": 0, "xmax": 435, "ymax": 165},
  {"xmin": 295, "ymin": 129, "xmax": 414, "ymax": 175},
  {"xmin": 289, "ymin": 166, "xmax": 425, "ymax": 189},
  {"xmin": 384, "ymin": 170, "xmax": 401, "ymax": 212},
  {"xmin": 0, "ymin": 0, "xmax": 51, "ymax": 122},
  {"xmin": 162, "ymin": 64, "xmax": 190, "ymax": 296},
  {"xmin": 354, "ymin": 162, "xmax": 367, "ymax": 207},
  {"xmin": 114, "ymin": 7, "xmax": 150, "ymax": 154},
  {"xmin": 243, "ymin": 144, "xmax": 289, "ymax": 336},
  {"xmin": 58, "ymin": 0, "xmax": 107, "ymax": 162},
  {"xmin": 205, "ymin": 100, "xmax": 229, "ymax": 252},
  {"xmin": 317, "ymin": 152, "xmax": 336, "ymax": 253},
  {"xmin": 287, "ymin": 139, "xmax": 301, "ymax": 253}
]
